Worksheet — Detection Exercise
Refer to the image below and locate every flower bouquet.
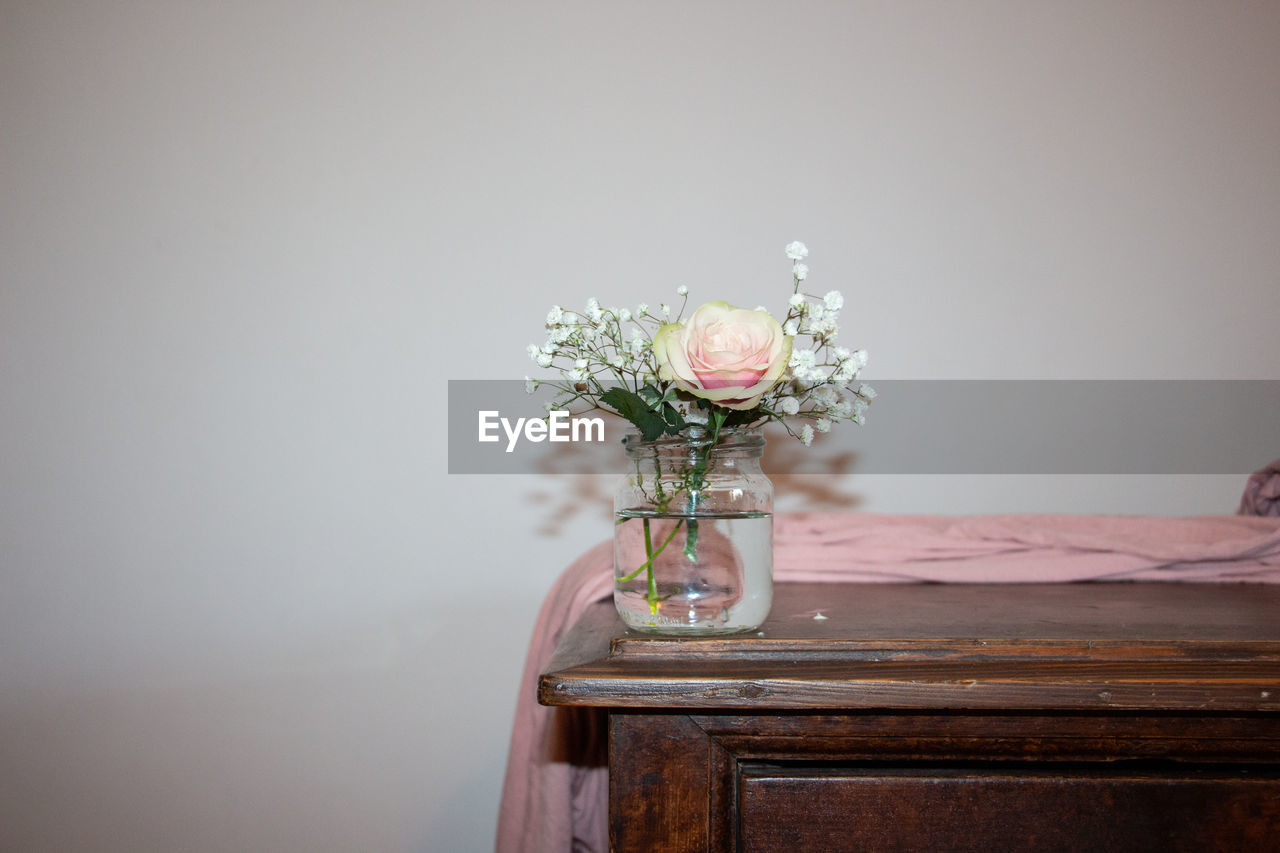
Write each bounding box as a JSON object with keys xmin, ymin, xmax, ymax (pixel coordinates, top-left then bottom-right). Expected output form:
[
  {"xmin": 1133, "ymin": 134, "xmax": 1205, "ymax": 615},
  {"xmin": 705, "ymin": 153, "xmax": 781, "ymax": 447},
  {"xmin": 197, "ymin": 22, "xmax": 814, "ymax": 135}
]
[{"xmin": 527, "ymin": 242, "xmax": 873, "ymax": 632}]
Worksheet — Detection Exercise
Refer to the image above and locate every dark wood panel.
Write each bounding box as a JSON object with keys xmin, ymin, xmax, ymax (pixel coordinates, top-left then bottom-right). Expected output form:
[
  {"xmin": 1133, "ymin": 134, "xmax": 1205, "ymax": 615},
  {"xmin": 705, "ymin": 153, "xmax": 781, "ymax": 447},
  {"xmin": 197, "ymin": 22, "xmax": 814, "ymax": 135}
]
[
  {"xmin": 609, "ymin": 713, "xmax": 710, "ymax": 852},
  {"xmin": 695, "ymin": 712, "xmax": 1280, "ymax": 764},
  {"xmin": 546, "ymin": 657, "xmax": 1280, "ymax": 711},
  {"xmin": 537, "ymin": 583, "xmax": 1280, "ymax": 851},
  {"xmin": 738, "ymin": 765, "xmax": 1280, "ymax": 853}
]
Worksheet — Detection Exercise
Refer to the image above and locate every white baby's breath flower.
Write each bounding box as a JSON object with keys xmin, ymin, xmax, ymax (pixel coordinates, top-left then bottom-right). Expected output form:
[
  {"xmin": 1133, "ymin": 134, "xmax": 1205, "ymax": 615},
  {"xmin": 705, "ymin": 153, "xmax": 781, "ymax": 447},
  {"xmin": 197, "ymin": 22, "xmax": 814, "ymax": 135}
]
[
  {"xmin": 808, "ymin": 315, "xmax": 838, "ymax": 340},
  {"xmin": 857, "ymin": 382, "xmax": 876, "ymax": 400},
  {"xmin": 777, "ymin": 396, "xmax": 800, "ymax": 415},
  {"xmin": 536, "ymin": 353, "xmax": 553, "ymax": 368},
  {"xmin": 546, "ymin": 305, "xmax": 564, "ymax": 325},
  {"xmin": 541, "ymin": 342, "xmax": 556, "ymax": 354},
  {"xmin": 824, "ymin": 290, "xmax": 844, "ymax": 311},
  {"xmin": 851, "ymin": 412, "xmax": 866, "ymax": 426},
  {"xmin": 789, "ymin": 348, "xmax": 816, "ymax": 370},
  {"xmin": 789, "ymin": 293, "xmax": 805, "ymax": 308},
  {"xmin": 676, "ymin": 285, "xmax": 688, "ymax": 296},
  {"xmin": 636, "ymin": 303, "xmax": 648, "ymax": 316},
  {"xmin": 581, "ymin": 326, "xmax": 597, "ymax": 341},
  {"xmin": 618, "ymin": 308, "xmax": 632, "ymax": 322},
  {"xmin": 852, "ymin": 349, "xmax": 869, "ymax": 369},
  {"xmin": 834, "ymin": 346, "xmax": 851, "ymax": 361},
  {"xmin": 785, "ymin": 241, "xmax": 809, "ymax": 261},
  {"xmin": 831, "ymin": 399, "xmax": 853, "ymax": 418},
  {"xmin": 800, "ymin": 423, "xmax": 815, "ymax": 446},
  {"xmin": 569, "ymin": 367, "xmax": 588, "ymax": 381},
  {"xmin": 813, "ymin": 387, "xmax": 838, "ymax": 406},
  {"xmin": 544, "ymin": 400, "xmax": 558, "ymax": 414},
  {"xmin": 525, "ymin": 376, "xmax": 538, "ymax": 394},
  {"xmin": 574, "ymin": 358, "xmax": 588, "ymax": 369},
  {"xmin": 527, "ymin": 344, "xmax": 541, "ymax": 362},
  {"xmin": 793, "ymin": 263, "xmax": 809, "ymax": 281},
  {"xmin": 833, "ymin": 361, "xmax": 857, "ymax": 382},
  {"xmin": 784, "ymin": 319, "xmax": 799, "ymax": 336},
  {"xmin": 815, "ymin": 418, "xmax": 832, "ymax": 433}
]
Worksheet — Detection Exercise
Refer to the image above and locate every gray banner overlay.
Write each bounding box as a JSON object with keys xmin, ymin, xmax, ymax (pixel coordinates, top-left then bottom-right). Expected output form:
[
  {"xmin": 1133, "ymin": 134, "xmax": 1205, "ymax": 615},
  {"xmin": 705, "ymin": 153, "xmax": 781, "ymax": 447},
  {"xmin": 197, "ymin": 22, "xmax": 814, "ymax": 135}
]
[{"xmin": 448, "ymin": 380, "xmax": 1280, "ymax": 475}]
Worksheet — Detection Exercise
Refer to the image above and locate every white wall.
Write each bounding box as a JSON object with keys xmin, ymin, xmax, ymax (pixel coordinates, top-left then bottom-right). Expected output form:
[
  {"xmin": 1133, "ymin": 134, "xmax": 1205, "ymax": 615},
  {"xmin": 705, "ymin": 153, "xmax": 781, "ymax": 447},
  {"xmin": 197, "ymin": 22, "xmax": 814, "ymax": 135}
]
[{"xmin": 2, "ymin": 1, "xmax": 1277, "ymax": 850}]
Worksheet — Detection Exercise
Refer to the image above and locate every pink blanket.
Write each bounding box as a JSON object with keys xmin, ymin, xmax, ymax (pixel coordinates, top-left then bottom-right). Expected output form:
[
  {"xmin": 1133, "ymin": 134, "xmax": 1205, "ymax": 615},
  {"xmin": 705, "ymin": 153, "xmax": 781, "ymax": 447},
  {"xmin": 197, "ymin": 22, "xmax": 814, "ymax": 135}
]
[
  {"xmin": 1240, "ymin": 458, "xmax": 1280, "ymax": 516},
  {"xmin": 495, "ymin": 513, "xmax": 1280, "ymax": 852}
]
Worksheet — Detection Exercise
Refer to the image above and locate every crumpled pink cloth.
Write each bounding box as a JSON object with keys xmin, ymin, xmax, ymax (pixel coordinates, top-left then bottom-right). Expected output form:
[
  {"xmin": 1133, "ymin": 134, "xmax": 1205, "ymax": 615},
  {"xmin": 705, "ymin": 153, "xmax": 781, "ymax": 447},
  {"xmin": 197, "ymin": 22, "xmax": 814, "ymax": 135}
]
[
  {"xmin": 1240, "ymin": 458, "xmax": 1280, "ymax": 517},
  {"xmin": 495, "ymin": 512, "xmax": 1280, "ymax": 853}
]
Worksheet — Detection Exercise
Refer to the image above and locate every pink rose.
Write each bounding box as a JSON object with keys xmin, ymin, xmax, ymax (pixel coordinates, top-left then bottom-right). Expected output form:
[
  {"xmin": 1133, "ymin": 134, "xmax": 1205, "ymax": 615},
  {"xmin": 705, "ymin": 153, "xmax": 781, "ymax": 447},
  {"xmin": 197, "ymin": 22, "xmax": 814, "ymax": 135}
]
[{"xmin": 652, "ymin": 301, "xmax": 792, "ymax": 410}]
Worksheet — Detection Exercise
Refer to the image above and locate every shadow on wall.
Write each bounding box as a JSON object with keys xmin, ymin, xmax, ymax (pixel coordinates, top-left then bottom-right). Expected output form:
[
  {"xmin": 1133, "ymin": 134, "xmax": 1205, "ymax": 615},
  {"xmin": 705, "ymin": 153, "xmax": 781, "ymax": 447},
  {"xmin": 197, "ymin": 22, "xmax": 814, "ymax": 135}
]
[{"xmin": 765, "ymin": 439, "xmax": 864, "ymax": 511}]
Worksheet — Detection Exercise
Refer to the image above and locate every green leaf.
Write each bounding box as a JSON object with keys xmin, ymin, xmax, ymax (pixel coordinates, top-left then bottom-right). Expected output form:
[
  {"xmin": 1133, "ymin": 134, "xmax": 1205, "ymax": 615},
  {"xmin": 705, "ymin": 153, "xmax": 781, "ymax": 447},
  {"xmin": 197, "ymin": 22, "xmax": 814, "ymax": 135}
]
[
  {"xmin": 694, "ymin": 401, "xmax": 764, "ymax": 430},
  {"xmin": 708, "ymin": 408, "xmax": 728, "ymax": 444},
  {"xmin": 720, "ymin": 406, "xmax": 763, "ymax": 428},
  {"xmin": 661, "ymin": 403, "xmax": 687, "ymax": 435},
  {"xmin": 600, "ymin": 387, "xmax": 668, "ymax": 441}
]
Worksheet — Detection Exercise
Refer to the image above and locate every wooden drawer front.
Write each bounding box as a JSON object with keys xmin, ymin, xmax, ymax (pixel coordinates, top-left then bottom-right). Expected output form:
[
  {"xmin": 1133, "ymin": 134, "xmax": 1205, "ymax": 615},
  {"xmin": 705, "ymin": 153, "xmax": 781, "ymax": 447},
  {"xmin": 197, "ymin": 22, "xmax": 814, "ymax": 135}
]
[{"xmin": 738, "ymin": 765, "xmax": 1280, "ymax": 853}]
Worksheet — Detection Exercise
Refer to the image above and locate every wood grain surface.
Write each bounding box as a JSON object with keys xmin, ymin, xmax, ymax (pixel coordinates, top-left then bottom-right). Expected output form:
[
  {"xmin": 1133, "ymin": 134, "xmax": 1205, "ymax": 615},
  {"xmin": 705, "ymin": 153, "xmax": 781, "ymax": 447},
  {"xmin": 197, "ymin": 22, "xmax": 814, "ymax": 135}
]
[{"xmin": 540, "ymin": 583, "xmax": 1280, "ymax": 711}]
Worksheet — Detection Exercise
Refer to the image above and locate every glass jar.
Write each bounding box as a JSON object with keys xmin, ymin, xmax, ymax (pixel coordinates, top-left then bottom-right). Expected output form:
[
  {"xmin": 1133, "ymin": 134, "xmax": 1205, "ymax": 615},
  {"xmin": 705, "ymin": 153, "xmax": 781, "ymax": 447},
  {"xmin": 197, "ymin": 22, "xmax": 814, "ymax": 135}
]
[{"xmin": 612, "ymin": 427, "xmax": 773, "ymax": 635}]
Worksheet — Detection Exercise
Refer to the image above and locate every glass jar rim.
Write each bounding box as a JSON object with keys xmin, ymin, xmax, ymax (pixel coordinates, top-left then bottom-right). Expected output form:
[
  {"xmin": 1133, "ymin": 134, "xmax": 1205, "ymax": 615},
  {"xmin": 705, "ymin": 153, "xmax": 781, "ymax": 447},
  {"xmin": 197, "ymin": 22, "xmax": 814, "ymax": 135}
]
[{"xmin": 621, "ymin": 425, "xmax": 765, "ymax": 452}]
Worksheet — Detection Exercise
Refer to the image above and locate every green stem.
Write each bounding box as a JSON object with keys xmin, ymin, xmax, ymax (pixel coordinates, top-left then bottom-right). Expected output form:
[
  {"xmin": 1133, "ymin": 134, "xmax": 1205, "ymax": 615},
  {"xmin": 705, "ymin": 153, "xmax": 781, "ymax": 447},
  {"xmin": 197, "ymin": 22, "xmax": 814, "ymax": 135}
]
[
  {"xmin": 618, "ymin": 517, "xmax": 684, "ymax": 583},
  {"xmin": 617, "ymin": 517, "xmax": 685, "ymax": 615},
  {"xmin": 645, "ymin": 521, "xmax": 660, "ymax": 614},
  {"xmin": 683, "ymin": 517, "xmax": 700, "ymax": 562}
]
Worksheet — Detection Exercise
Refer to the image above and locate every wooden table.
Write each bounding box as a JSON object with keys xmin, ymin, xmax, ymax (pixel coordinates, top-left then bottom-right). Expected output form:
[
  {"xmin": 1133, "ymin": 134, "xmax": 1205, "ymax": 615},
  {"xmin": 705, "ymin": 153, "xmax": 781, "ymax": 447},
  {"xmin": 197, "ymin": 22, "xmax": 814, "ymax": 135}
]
[{"xmin": 538, "ymin": 582, "xmax": 1280, "ymax": 852}]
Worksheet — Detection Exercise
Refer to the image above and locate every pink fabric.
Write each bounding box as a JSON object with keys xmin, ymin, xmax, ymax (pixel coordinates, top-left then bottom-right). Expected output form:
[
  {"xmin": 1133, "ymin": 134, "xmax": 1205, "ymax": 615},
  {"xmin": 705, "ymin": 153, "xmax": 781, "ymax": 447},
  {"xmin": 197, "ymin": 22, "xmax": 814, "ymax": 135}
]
[
  {"xmin": 1240, "ymin": 458, "xmax": 1280, "ymax": 516},
  {"xmin": 495, "ymin": 513, "xmax": 1280, "ymax": 852},
  {"xmin": 495, "ymin": 540, "xmax": 614, "ymax": 853}
]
